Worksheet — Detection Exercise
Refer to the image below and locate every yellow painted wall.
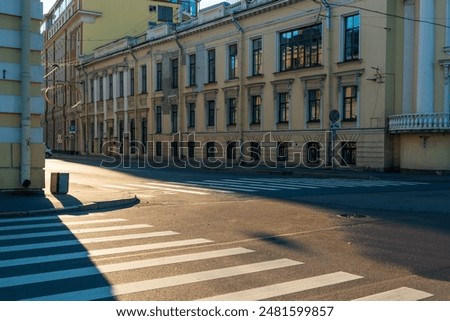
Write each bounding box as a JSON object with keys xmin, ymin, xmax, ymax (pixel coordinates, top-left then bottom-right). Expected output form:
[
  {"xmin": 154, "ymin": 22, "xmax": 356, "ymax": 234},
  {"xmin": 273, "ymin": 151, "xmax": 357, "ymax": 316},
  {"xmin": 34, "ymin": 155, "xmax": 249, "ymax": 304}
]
[
  {"xmin": 82, "ymin": 0, "xmax": 179, "ymax": 54},
  {"xmin": 400, "ymin": 134, "xmax": 450, "ymax": 171}
]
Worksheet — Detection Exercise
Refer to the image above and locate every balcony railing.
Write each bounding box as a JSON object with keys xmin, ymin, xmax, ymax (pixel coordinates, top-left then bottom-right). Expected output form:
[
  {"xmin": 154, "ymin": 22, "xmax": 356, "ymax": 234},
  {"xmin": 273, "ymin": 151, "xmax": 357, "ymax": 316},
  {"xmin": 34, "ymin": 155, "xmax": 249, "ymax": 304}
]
[{"xmin": 388, "ymin": 113, "xmax": 450, "ymax": 133}]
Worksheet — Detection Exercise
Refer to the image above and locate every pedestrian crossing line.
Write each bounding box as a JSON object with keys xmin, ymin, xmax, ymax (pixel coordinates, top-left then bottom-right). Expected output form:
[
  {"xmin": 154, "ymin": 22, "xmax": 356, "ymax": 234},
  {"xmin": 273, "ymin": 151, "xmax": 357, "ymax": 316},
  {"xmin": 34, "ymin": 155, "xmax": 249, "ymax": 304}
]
[
  {"xmin": 146, "ymin": 182, "xmax": 232, "ymax": 194},
  {"xmin": 353, "ymin": 287, "xmax": 434, "ymax": 301},
  {"xmin": 99, "ymin": 184, "xmax": 135, "ymax": 190},
  {"xmin": 234, "ymin": 178, "xmax": 320, "ymax": 189},
  {"xmin": 165, "ymin": 182, "xmax": 233, "ymax": 194},
  {"xmin": 0, "ymin": 247, "xmax": 254, "ymax": 289},
  {"xmin": 0, "ymin": 224, "xmax": 153, "ymax": 241},
  {"xmin": 185, "ymin": 181, "xmax": 252, "ymax": 192},
  {"xmin": 24, "ymin": 258, "xmax": 302, "ymax": 301},
  {"xmin": 219, "ymin": 179, "xmax": 279, "ymax": 191},
  {"xmin": 0, "ymin": 218, "xmax": 127, "ymax": 232},
  {"xmin": 185, "ymin": 181, "xmax": 257, "ymax": 192},
  {"xmin": 126, "ymin": 183, "xmax": 209, "ymax": 195},
  {"xmin": 198, "ymin": 271, "xmax": 363, "ymax": 301},
  {"xmin": 0, "ymin": 231, "xmax": 180, "ymax": 253},
  {"xmin": 0, "ymin": 238, "xmax": 214, "ymax": 268}
]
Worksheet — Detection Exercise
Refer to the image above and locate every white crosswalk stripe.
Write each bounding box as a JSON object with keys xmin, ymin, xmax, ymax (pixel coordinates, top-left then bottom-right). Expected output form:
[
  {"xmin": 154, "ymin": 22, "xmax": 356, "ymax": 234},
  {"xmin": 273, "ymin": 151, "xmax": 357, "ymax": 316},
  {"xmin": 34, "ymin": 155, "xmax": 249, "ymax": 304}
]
[
  {"xmin": 198, "ymin": 271, "xmax": 363, "ymax": 301},
  {"xmin": 353, "ymin": 287, "xmax": 434, "ymax": 301},
  {"xmin": 0, "ymin": 215, "xmax": 434, "ymax": 301},
  {"xmin": 97, "ymin": 178, "xmax": 428, "ymax": 195}
]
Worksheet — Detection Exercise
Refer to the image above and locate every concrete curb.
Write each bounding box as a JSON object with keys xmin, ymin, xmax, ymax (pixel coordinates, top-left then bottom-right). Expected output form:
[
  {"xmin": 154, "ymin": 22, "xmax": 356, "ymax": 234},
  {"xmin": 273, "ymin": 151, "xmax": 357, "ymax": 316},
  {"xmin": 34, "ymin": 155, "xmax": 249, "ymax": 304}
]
[{"xmin": 0, "ymin": 195, "xmax": 139, "ymax": 217}]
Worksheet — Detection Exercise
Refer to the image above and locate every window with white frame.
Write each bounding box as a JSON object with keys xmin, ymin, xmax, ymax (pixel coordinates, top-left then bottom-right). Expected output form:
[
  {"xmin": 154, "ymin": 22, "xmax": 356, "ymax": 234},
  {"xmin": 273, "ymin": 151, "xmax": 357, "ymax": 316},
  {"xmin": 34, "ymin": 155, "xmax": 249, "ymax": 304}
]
[
  {"xmin": 343, "ymin": 13, "xmax": 360, "ymax": 61},
  {"xmin": 228, "ymin": 44, "xmax": 238, "ymax": 80},
  {"xmin": 343, "ymin": 85, "xmax": 357, "ymax": 121},
  {"xmin": 308, "ymin": 89, "xmax": 321, "ymax": 122},
  {"xmin": 278, "ymin": 93, "xmax": 289, "ymax": 123},
  {"xmin": 228, "ymin": 98, "xmax": 237, "ymax": 125},
  {"xmin": 251, "ymin": 38, "xmax": 262, "ymax": 76},
  {"xmin": 279, "ymin": 24, "xmax": 322, "ymax": 72}
]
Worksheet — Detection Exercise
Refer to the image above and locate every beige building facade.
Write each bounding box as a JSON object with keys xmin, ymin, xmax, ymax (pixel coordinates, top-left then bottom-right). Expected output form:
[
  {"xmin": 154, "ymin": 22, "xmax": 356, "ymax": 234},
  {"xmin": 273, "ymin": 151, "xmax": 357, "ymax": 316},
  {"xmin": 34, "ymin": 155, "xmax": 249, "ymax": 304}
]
[
  {"xmin": 0, "ymin": 0, "xmax": 45, "ymax": 190},
  {"xmin": 53, "ymin": 0, "xmax": 450, "ymax": 172}
]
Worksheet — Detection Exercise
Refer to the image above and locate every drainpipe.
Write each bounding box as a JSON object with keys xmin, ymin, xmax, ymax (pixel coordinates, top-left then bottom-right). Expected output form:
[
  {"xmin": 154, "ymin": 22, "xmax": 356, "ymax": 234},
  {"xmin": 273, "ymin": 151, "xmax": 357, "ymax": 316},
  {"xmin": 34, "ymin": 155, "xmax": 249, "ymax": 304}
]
[
  {"xmin": 230, "ymin": 13, "xmax": 244, "ymax": 162},
  {"xmin": 322, "ymin": 0, "xmax": 334, "ymax": 167},
  {"xmin": 174, "ymin": 29, "xmax": 184, "ymax": 159},
  {"xmin": 20, "ymin": 0, "xmax": 31, "ymax": 188}
]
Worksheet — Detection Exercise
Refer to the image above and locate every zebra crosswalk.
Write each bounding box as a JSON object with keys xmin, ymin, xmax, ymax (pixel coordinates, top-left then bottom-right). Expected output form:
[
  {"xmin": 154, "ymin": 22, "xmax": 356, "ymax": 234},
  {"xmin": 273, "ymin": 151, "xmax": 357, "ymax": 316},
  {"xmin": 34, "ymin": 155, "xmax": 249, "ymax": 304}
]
[
  {"xmin": 99, "ymin": 177, "xmax": 428, "ymax": 196},
  {"xmin": 0, "ymin": 214, "xmax": 434, "ymax": 301}
]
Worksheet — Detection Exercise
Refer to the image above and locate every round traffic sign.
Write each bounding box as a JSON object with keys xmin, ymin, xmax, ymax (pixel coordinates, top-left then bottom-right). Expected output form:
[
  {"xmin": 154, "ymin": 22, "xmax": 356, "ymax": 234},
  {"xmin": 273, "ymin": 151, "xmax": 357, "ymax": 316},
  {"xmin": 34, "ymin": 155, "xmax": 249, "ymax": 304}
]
[{"xmin": 329, "ymin": 109, "xmax": 340, "ymax": 122}]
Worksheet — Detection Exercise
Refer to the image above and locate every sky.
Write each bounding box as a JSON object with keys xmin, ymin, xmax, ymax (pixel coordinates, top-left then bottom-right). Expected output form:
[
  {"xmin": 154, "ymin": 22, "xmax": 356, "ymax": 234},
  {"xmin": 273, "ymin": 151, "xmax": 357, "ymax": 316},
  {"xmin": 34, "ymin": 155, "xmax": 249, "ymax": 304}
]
[{"xmin": 41, "ymin": 0, "xmax": 231, "ymax": 15}]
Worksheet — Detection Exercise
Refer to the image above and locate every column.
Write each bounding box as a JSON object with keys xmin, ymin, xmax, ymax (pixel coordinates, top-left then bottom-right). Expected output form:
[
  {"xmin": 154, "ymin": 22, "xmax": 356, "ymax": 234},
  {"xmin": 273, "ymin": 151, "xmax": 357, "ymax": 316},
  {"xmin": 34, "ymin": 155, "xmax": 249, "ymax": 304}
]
[
  {"xmin": 402, "ymin": 0, "xmax": 415, "ymax": 114},
  {"xmin": 416, "ymin": 0, "xmax": 435, "ymax": 114},
  {"xmin": 112, "ymin": 69, "xmax": 118, "ymax": 138}
]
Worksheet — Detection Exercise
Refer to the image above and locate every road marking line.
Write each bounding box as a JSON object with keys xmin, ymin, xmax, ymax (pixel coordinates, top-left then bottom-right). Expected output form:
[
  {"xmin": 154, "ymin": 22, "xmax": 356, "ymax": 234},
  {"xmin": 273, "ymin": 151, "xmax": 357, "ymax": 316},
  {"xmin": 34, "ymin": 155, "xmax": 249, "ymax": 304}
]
[
  {"xmin": 0, "ymin": 224, "xmax": 153, "ymax": 241},
  {"xmin": 219, "ymin": 179, "xmax": 280, "ymax": 191},
  {"xmin": 198, "ymin": 271, "xmax": 363, "ymax": 301},
  {"xmin": 126, "ymin": 184, "xmax": 209, "ymax": 195},
  {"xmin": 353, "ymin": 287, "xmax": 434, "ymax": 301},
  {"xmin": 0, "ymin": 238, "xmax": 213, "ymax": 268},
  {"xmin": 0, "ymin": 218, "xmax": 127, "ymax": 232},
  {"xmin": 0, "ymin": 231, "xmax": 179, "ymax": 253},
  {"xmin": 185, "ymin": 181, "xmax": 256, "ymax": 192},
  {"xmin": 146, "ymin": 182, "xmax": 232, "ymax": 193},
  {"xmin": 24, "ymin": 259, "xmax": 302, "ymax": 301},
  {"xmin": 0, "ymin": 248, "xmax": 254, "ymax": 289},
  {"xmin": 235, "ymin": 178, "xmax": 320, "ymax": 189},
  {"xmin": 99, "ymin": 184, "xmax": 135, "ymax": 190}
]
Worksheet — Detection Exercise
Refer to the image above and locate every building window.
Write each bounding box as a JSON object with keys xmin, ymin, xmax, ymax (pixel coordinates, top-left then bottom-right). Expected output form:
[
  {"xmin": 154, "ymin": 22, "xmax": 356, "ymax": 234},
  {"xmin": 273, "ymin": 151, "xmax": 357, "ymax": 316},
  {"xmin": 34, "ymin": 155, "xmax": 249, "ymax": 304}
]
[
  {"xmin": 188, "ymin": 103, "xmax": 196, "ymax": 128},
  {"xmin": 251, "ymin": 95, "xmax": 261, "ymax": 124},
  {"xmin": 228, "ymin": 98, "xmax": 237, "ymax": 125},
  {"xmin": 130, "ymin": 119, "xmax": 136, "ymax": 153},
  {"xmin": 307, "ymin": 142, "xmax": 321, "ymax": 163},
  {"xmin": 343, "ymin": 86, "xmax": 357, "ymax": 121},
  {"xmin": 158, "ymin": 6, "xmax": 173, "ymax": 22},
  {"xmin": 208, "ymin": 49, "xmax": 216, "ymax": 83},
  {"xmin": 109, "ymin": 74, "xmax": 114, "ymax": 99},
  {"xmin": 207, "ymin": 100, "xmax": 215, "ymax": 126},
  {"xmin": 156, "ymin": 141, "xmax": 162, "ymax": 157},
  {"xmin": 119, "ymin": 71, "xmax": 124, "ymax": 97},
  {"xmin": 341, "ymin": 141, "xmax": 356, "ymax": 165},
  {"xmin": 188, "ymin": 141, "xmax": 195, "ymax": 158},
  {"xmin": 206, "ymin": 141, "xmax": 216, "ymax": 159},
  {"xmin": 227, "ymin": 141, "xmax": 238, "ymax": 160},
  {"xmin": 249, "ymin": 142, "xmax": 260, "ymax": 161},
  {"xmin": 252, "ymin": 38, "xmax": 262, "ymax": 76},
  {"xmin": 156, "ymin": 106, "xmax": 162, "ymax": 133},
  {"xmin": 228, "ymin": 44, "xmax": 238, "ymax": 80},
  {"xmin": 141, "ymin": 65, "xmax": 147, "ymax": 93},
  {"xmin": 171, "ymin": 105, "xmax": 178, "ymax": 133},
  {"xmin": 156, "ymin": 62, "xmax": 162, "ymax": 91},
  {"xmin": 90, "ymin": 79, "xmax": 94, "ymax": 102},
  {"xmin": 189, "ymin": 54, "xmax": 196, "ymax": 86},
  {"xmin": 171, "ymin": 58, "xmax": 178, "ymax": 89},
  {"xmin": 279, "ymin": 24, "xmax": 322, "ymax": 72},
  {"xmin": 99, "ymin": 77, "xmax": 103, "ymax": 100},
  {"xmin": 308, "ymin": 89, "xmax": 321, "ymax": 122},
  {"xmin": 129, "ymin": 69, "xmax": 134, "ymax": 96},
  {"xmin": 277, "ymin": 142, "xmax": 289, "ymax": 161},
  {"xmin": 278, "ymin": 93, "xmax": 289, "ymax": 123},
  {"xmin": 141, "ymin": 118, "xmax": 147, "ymax": 152},
  {"xmin": 344, "ymin": 14, "xmax": 360, "ymax": 61}
]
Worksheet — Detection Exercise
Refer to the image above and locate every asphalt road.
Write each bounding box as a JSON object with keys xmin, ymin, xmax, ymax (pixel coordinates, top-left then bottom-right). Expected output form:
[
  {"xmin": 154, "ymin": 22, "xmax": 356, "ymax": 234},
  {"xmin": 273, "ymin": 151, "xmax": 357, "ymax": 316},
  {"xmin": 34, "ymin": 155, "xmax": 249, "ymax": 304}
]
[{"xmin": 0, "ymin": 158, "xmax": 449, "ymax": 301}]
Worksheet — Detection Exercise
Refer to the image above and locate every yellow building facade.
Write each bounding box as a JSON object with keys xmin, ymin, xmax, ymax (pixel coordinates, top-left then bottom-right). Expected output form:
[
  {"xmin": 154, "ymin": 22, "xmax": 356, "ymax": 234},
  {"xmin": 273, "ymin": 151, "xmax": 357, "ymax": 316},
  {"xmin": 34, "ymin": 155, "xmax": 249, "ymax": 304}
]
[
  {"xmin": 53, "ymin": 0, "xmax": 450, "ymax": 172},
  {"xmin": 42, "ymin": 0, "xmax": 185, "ymax": 154},
  {"xmin": 0, "ymin": 0, "xmax": 45, "ymax": 190}
]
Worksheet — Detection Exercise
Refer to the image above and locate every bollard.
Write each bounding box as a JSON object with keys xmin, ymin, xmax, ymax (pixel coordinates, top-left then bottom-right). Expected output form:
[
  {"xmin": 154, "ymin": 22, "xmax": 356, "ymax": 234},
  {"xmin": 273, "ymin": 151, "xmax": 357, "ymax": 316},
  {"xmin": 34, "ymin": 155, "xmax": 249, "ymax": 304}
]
[{"xmin": 50, "ymin": 172, "xmax": 69, "ymax": 194}]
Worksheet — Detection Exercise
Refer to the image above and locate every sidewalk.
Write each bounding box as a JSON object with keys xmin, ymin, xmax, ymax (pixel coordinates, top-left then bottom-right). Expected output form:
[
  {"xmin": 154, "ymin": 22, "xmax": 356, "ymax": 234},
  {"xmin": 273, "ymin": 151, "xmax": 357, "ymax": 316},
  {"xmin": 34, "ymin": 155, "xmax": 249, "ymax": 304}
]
[
  {"xmin": 0, "ymin": 181, "xmax": 138, "ymax": 217},
  {"xmin": 1, "ymin": 154, "xmax": 448, "ymax": 216}
]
